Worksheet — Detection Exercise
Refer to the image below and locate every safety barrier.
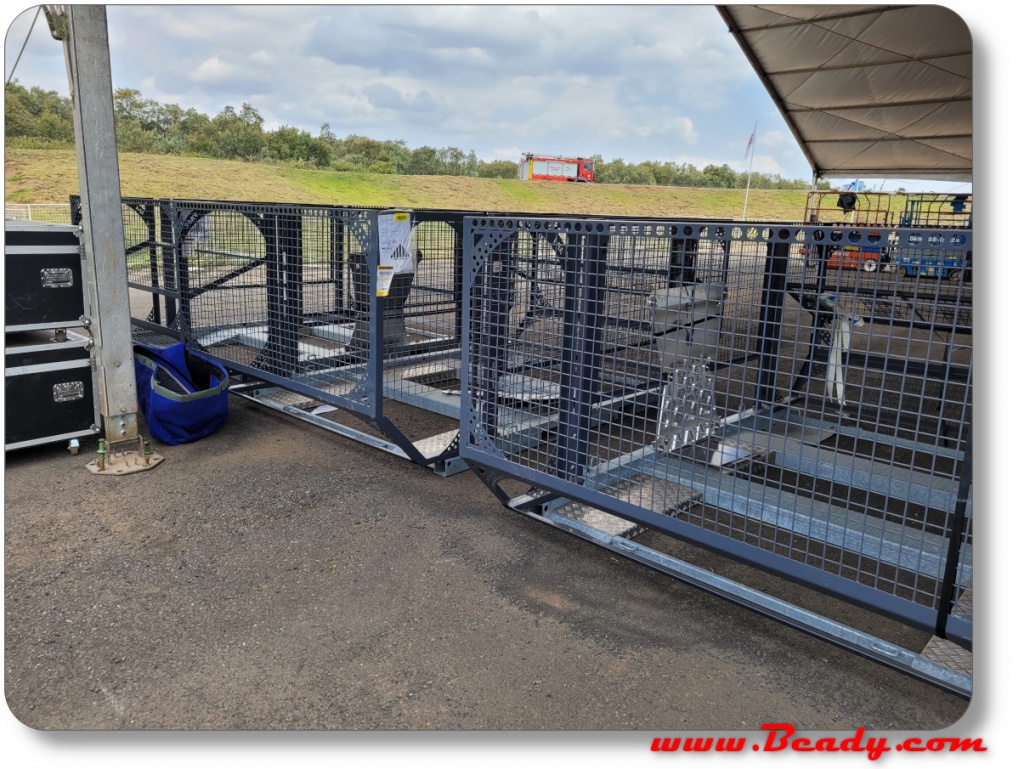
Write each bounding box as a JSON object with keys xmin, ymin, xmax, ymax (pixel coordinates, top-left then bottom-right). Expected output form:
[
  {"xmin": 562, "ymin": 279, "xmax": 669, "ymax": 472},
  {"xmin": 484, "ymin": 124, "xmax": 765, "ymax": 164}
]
[
  {"xmin": 460, "ymin": 216, "xmax": 972, "ymax": 690},
  {"xmin": 74, "ymin": 196, "xmax": 470, "ymax": 472},
  {"xmin": 80, "ymin": 197, "xmax": 974, "ymax": 692}
]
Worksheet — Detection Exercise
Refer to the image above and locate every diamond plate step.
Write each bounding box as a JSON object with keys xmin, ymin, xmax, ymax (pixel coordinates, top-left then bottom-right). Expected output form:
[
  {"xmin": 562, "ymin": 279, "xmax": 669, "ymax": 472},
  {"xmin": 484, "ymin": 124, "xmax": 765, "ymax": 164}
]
[
  {"xmin": 559, "ymin": 477, "xmax": 700, "ymax": 539},
  {"xmin": 252, "ymin": 388, "xmax": 319, "ymax": 410},
  {"xmin": 922, "ymin": 585, "xmax": 973, "ymax": 677},
  {"xmin": 412, "ymin": 428, "xmax": 459, "ymax": 460}
]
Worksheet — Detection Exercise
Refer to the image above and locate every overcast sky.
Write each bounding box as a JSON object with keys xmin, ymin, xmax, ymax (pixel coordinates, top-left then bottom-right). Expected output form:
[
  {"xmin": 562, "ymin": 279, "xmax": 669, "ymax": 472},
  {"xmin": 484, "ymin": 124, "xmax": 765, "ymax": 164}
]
[{"xmin": 3, "ymin": 3, "xmax": 979, "ymax": 193}]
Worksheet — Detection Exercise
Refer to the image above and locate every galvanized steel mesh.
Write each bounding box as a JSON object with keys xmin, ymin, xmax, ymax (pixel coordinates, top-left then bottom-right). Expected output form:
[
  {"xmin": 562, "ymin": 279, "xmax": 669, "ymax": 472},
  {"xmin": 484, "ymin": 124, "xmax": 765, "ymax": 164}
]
[
  {"xmin": 172, "ymin": 202, "xmax": 373, "ymax": 400},
  {"xmin": 88, "ymin": 193, "xmax": 974, "ymax": 644},
  {"xmin": 84, "ymin": 196, "xmax": 469, "ymax": 464},
  {"xmin": 72, "ymin": 196, "xmax": 180, "ymax": 343},
  {"xmin": 378, "ymin": 214, "xmax": 463, "ymax": 423},
  {"xmin": 461, "ymin": 216, "xmax": 972, "ymax": 643}
]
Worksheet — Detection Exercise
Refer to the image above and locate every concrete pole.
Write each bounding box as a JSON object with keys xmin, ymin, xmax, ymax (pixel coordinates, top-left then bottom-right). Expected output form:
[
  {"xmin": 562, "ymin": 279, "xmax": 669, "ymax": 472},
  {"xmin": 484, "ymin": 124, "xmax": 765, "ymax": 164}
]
[{"xmin": 60, "ymin": 5, "xmax": 140, "ymax": 442}]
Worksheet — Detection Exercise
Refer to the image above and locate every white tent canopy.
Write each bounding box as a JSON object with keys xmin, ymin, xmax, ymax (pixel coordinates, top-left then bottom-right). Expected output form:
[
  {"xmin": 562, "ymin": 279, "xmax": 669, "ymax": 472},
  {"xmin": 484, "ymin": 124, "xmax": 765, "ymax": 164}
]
[{"xmin": 717, "ymin": 5, "xmax": 972, "ymax": 182}]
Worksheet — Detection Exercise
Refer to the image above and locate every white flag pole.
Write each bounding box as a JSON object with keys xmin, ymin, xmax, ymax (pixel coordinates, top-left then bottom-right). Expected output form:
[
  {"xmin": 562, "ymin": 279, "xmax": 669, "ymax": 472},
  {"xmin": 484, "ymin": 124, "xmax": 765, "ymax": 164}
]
[{"xmin": 742, "ymin": 121, "xmax": 757, "ymax": 220}]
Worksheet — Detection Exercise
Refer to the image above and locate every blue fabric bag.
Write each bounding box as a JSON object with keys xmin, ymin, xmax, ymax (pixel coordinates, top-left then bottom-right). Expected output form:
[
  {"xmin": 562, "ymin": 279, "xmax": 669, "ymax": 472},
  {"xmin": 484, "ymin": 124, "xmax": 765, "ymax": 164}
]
[{"xmin": 133, "ymin": 343, "xmax": 230, "ymax": 445}]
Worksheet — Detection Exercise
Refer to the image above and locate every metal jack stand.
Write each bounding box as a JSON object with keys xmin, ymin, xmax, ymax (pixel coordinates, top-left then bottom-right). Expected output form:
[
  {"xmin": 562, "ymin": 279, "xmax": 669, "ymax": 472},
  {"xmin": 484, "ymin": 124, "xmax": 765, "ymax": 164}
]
[{"xmin": 86, "ymin": 436, "xmax": 164, "ymax": 475}]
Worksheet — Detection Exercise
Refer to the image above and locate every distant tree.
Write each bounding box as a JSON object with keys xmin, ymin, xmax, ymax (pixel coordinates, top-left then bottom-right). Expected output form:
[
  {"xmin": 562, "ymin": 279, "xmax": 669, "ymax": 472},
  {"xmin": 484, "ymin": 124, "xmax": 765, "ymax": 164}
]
[
  {"xmin": 263, "ymin": 125, "xmax": 332, "ymax": 167},
  {"xmin": 4, "ymin": 83, "xmax": 37, "ymax": 136},
  {"xmin": 595, "ymin": 158, "xmax": 629, "ymax": 184},
  {"xmin": 380, "ymin": 140, "xmax": 412, "ymax": 174},
  {"xmin": 702, "ymin": 164, "xmax": 740, "ymax": 188},
  {"xmin": 4, "ymin": 81, "xmax": 74, "ymax": 143},
  {"xmin": 622, "ymin": 164, "xmax": 656, "ymax": 185},
  {"xmin": 407, "ymin": 146, "xmax": 441, "ymax": 175},
  {"xmin": 5, "ymin": 82, "xmax": 820, "ymax": 188},
  {"xmin": 367, "ymin": 160, "xmax": 395, "ymax": 174},
  {"xmin": 338, "ymin": 134, "xmax": 391, "ymax": 169},
  {"xmin": 190, "ymin": 104, "xmax": 266, "ymax": 160},
  {"xmin": 112, "ymin": 88, "xmax": 211, "ymax": 154},
  {"xmin": 638, "ymin": 161, "xmax": 676, "ymax": 186},
  {"xmin": 436, "ymin": 146, "xmax": 474, "ymax": 176},
  {"xmin": 477, "ymin": 160, "xmax": 517, "ymax": 179},
  {"xmin": 673, "ymin": 163, "xmax": 704, "ymax": 187}
]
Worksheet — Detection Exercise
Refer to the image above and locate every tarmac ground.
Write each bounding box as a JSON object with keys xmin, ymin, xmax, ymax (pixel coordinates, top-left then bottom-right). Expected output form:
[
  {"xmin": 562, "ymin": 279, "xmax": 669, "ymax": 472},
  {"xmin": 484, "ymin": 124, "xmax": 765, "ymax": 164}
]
[{"xmin": 4, "ymin": 394, "xmax": 971, "ymax": 735}]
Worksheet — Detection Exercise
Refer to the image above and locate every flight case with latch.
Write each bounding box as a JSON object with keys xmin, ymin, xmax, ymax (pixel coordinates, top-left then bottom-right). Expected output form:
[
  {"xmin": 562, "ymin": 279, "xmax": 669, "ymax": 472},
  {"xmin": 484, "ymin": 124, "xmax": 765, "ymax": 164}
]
[
  {"xmin": 4, "ymin": 220, "xmax": 87, "ymax": 332},
  {"xmin": 4, "ymin": 330, "xmax": 101, "ymax": 451}
]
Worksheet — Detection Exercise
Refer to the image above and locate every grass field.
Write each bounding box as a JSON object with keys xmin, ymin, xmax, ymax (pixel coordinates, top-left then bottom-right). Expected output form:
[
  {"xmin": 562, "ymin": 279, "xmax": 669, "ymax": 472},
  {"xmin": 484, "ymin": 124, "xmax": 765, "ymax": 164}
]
[{"xmin": 5, "ymin": 148, "xmax": 811, "ymax": 220}]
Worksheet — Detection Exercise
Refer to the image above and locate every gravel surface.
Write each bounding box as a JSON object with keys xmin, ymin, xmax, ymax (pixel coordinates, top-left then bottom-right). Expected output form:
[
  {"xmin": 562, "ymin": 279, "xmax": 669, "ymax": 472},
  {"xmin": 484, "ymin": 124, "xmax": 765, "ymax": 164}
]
[{"xmin": 5, "ymin": 397, "xmax": 969, "ymax": 733}]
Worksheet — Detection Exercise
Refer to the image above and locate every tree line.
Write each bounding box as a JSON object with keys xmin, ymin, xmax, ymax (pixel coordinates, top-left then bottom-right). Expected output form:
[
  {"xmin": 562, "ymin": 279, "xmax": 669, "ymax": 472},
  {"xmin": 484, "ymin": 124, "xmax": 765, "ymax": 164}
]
[{"xmin": 5, "ymin": 81, "xmax": 820, "ymax": 189}]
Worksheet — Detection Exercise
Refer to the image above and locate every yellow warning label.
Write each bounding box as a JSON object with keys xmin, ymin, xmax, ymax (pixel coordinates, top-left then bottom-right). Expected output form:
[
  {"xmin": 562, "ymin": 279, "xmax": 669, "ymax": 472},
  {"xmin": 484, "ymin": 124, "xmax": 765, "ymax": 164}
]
[
  {"xmin": 376, "ymin": 266, "xmax": 394, "ymax": 297},
  {"xmin": 393, "ymin": 212, "xmax": 410, "ymax": 222}
]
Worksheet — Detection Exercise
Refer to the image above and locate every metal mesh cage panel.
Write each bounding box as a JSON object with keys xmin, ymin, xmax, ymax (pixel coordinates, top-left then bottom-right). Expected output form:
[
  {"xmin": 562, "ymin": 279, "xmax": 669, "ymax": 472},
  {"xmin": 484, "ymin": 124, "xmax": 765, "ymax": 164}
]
[
  {"xmin": 169, "ymin": 201, "xmax": 376, "ymax": 411},
  {"xmin": 73, "ymin": 196, "xmax": 181, "ymax": 345},
  {"xmin": 99, "ymin": 196, "xmax": 472, "ymax": 466},
  {"xmin": 462, "ymin": 216, "xmax": 972, "ymax": 644},
  {"xmin": 378, "ymin": 215, "xmax": 463, "ymax": 421}
]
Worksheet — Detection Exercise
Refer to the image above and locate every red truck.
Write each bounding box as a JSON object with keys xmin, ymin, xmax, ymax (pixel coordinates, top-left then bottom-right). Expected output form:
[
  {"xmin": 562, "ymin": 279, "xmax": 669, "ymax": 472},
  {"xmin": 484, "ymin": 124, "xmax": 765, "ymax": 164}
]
[{"xmin": 517, "ymin": 153, "xmax": 595, "ymax": 182}]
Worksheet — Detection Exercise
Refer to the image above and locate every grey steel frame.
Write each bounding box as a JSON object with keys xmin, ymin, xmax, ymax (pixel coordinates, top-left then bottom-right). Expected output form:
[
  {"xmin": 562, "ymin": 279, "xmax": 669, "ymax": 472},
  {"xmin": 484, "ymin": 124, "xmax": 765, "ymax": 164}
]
[
  {"xmin": 88, "ymin": 196, "xmax": 756, "ymax": 475},
  {"xmin": 84, "ymin": 195, "xmax": 974, "ymax": 693},
  {"xmin": 76, "ymin": 196, "xmax": 469, "ymax": 472},
  {"xmin": 461, "ymin": 216, "xmax": 973, "ymax": 695}
]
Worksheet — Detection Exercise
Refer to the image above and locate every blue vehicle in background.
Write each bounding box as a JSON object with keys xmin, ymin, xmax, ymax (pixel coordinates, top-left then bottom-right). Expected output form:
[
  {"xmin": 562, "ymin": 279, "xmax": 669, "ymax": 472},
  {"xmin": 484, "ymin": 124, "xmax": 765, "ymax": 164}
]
[{"xmin": 894, "ymin": 194, "xmax": 972, "ymax": 282}]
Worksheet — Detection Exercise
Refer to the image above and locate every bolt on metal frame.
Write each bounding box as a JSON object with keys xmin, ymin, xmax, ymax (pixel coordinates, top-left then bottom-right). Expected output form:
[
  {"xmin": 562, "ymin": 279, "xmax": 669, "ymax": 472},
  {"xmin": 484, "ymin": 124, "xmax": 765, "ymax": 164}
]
[
  {"xmin": 79, "ymin": 196, "xmax": 472, "ymax": 472},
  {"xmin": 86, "ymin": 195, "xmax": 974, "ymax": 692},
  {"xmin": 461, "ymin": 216, "xmax": 972, "ymax": 694},
  {"xmin": 90, "ymin": 196, "xmax": 744, "ymax": 474}
]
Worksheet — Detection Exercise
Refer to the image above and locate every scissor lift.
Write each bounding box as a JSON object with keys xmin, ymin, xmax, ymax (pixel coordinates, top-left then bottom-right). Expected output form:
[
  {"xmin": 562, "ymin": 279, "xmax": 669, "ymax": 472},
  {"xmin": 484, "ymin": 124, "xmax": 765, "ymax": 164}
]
[{"xmin": 895, "ymin": 194, "xmax": 973, "ymax": 281}]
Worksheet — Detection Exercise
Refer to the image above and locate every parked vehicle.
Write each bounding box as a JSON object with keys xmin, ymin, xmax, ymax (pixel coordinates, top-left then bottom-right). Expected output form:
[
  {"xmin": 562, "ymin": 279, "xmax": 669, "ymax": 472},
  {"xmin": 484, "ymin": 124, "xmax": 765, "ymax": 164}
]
[
  {"xmin": 517, "ymin": 153, "xmax": 595, "ymax": 182},
  {"xmin": 803, "ymin": 191, "xmax": 895, "ymax": 272},
  {"xmin": 893, "ymin": 194, "xmax": 972, "ymax": 281},
  {"xmin": 826, "ymin": 241, "xmax": 885, "ymax": 272}
]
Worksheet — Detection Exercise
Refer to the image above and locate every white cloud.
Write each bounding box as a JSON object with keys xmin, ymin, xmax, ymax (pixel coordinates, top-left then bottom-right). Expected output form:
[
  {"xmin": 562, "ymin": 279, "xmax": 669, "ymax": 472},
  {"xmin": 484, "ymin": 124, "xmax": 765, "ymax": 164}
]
[
  {"xmin": 1, "ymin": 4, "xmax": 816, "ymax": 181},
  {"xmin": 492, "ymin": 146, "xmax": 526, "ymax": 162},
  {"xmin": 750, "ymin": 154, "xmax": 786, "ymax": 176},
  {"xmin": 188, "ymin": 56, "xmax": 234, "ymax": 84}
]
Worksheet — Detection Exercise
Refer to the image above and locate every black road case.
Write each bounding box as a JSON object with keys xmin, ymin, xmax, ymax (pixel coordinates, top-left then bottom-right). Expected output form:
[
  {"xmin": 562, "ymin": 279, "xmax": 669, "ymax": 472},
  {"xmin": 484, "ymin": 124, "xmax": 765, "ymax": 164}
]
[
  {"xmin": 4, "ymin": 330, "xmax": 100, "ymax": 451},
  {"xmin": 5, "ymin": 220, "xmax": 88, "ymax": 332}
]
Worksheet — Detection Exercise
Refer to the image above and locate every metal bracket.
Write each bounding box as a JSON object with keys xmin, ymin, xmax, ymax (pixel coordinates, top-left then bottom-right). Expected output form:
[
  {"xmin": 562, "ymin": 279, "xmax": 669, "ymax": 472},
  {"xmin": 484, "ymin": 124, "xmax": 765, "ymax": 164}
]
[
  {"xmin": 655, "ymin": 359, "xmax": 717, "ymax": 454},
  {"xmin": 43, "ymin": 5, "xmax": 69, "ymax": 40},
  {"xmin": 86, "ymin": 436, "xmax": 164, "ymax": 475}
]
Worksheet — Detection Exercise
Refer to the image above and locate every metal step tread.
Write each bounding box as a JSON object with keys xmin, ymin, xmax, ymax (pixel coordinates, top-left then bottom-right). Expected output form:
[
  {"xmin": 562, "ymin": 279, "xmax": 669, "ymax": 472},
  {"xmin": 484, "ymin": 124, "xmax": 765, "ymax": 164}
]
[
  {"xmin": 241, "ymin": 387, "xmax": 318, "ymax": 410},
  {"xmin": 559, "ymin": 476, "xmax": 699, "ymax": 539},
  {"xmin": 922, "ymin": 585, "xmax": 973, "ymax": 677},
  {"xmin": 411, "ymin": 428, "xmax": 460, "ymax": 459},
  {"xmin": 787, "ymin": 409, "xmax": 965, "ymax": 461}
]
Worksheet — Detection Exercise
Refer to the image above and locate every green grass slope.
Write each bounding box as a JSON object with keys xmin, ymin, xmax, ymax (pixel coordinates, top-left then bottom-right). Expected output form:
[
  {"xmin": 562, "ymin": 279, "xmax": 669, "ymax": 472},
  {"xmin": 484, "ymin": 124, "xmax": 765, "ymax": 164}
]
[{"xmin": 5, "ymin": 148, "xmax": 809, "ymax": 220}]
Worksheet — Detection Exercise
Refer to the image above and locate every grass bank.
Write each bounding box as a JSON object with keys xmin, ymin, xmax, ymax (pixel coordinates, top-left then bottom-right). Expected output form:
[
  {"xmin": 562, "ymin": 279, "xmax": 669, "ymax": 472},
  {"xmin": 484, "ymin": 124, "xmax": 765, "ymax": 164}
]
[{"xmin": 5, "ymin": 148, "xmax": 809, "ymax": 220}]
